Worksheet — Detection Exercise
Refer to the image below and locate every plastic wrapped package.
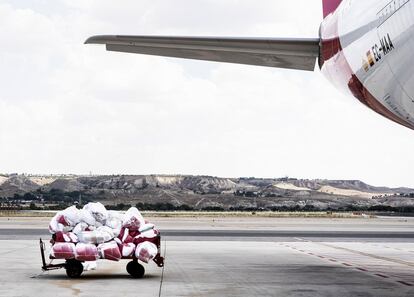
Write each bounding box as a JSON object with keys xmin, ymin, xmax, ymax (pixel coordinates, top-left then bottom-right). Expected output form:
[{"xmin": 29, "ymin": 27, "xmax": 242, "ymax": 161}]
[
  {"xmin": 114, "ymin": 238, "xmax": 135, "ymax": 258},
  {"xmin": 61, "ymin": 206, "xmax": 81, "ymax": 226},
  {"xmin": 105, "ymin": 212, "xmax": 123, "ymax": 236},
  {"xmin": 95, "ymin": 221, "xmax": 103, "ymax": 228},
  {"xmin": 72, "ymin": 222, "xmax": 91, "ymax": 235},
  {"xmin": 133, "ymin": 228, "xmax": 159, "ymax": 246},
  {"xmin": 50, "ymin": 242, "xmax": 76, "ymax": 259},
  {"xmin": 75, "ymin": 243, "xmax": 99, "ymax": 261},
  {"xmin": 49, "ymin": 207, "xmax": 81, "ymax": 234},
  {"xmin": 139, "ymin": 223, "xmax": 155, "ymax": 233},
  {"xmin": 54, "ymin": 232, "xmax": 78, "ymax": 243},
  {"xmin": 106, "ymin": 217, "xmax": 122, "ymax": 230},
  {"xmin": 122, "ymin": 207, "xmax": 144, "ymax": 230},
  {"xmin": 79, "ymin": 209, "xmax": 96, "ymax": 226},
  {"xmin": 108, "ymin": 210, "xmax": 124, "ymax": 221},
  {"xmin": 135, "ymin": 242, "xmax": 158, "ymax": 263},
  {"xmin": 118, "ymin": 228, "xmax": 134, "ymax": 244},
  {"xmin": 49, "ymin": 213, "xmax": 74, "ymax": 234},
  {"xmin": 129, "ymin": 229, "xmax": 140, "ymax": 238},
  {"xmin": 97, "ymin": 226, "xmax": 115, "ymax": 238},
  {"xmin": 78, "ymin": 230, "xmax": 113, "ymax": 244},
  {"xmin": 83, "ymin": 202, "xmax": 108, "ymax": 224},
  {"xmin": 121, "ymin": 243, "xmax": 136, "ymax": 258},
  {"xmin": 107, "ymin": 225, "xmax": 121, "ymax": 238},
  {"xmin": 49, "ymin": 213, "xmax": 65, "ymax": 234},
  {"xmin": 98, "ymin": 241, "xmax": 122, "ymax": 261}
]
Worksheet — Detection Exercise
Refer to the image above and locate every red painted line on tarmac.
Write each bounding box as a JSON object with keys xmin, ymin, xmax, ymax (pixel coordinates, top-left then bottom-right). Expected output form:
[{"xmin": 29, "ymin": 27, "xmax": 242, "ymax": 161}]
[
  {"xmin": 342, "ymin": 263, "xmax": 352, "ymax": 267},
  {"xmin": 318, "ymin": 256, "xmax": 325, "ymax": 259},
  {"xmin": 329, "ymin": 259, "xmax": 337, "ymax": 262},
  {"xmin": 356, "ymin": 268, "xmax": 368, "ymax": 272}
]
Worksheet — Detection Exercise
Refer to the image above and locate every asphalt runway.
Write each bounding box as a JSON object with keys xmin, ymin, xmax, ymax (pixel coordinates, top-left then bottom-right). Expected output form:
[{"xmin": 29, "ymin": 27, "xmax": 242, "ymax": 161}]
[
  {"xmin": 1, "ymin": 228, "xmax": 414, "ymax": 241},
  {"xmin": 0, "ymin": 216, "xmax": 413, "ymax": 296}
]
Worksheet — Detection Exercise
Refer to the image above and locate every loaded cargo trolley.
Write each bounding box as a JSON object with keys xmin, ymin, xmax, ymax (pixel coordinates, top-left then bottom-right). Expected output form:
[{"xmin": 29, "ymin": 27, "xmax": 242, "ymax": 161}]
[{"xmin": 39, "ymin": 236, "xmax": 165, "ymax": 278}]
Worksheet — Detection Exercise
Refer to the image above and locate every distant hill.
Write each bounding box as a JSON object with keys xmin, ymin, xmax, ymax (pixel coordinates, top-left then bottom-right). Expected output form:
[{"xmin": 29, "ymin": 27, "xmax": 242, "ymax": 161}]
[{"xmin": 1, "ymin": 174, "xmax": 413, "ymax": 210}]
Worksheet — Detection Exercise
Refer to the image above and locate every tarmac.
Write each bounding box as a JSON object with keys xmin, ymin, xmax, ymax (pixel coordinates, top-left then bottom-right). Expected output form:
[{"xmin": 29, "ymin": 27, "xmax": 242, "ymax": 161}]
[{"xmin": 0, "ymin": 216, "xmax": 413, "ymax": 296}]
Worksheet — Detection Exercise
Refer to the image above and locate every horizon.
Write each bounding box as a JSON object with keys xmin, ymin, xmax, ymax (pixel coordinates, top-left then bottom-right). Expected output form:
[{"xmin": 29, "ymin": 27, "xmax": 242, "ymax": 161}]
[{"xmin": 1, "ymin": 172, "xmax": 412, "ymax": 189}]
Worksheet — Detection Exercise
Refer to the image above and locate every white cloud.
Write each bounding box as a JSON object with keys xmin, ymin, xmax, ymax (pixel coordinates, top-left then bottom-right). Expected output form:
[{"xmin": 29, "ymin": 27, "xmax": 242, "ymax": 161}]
[{"xmin": 0, "ymin": 0, "xmax": 413, "ymax": 188}]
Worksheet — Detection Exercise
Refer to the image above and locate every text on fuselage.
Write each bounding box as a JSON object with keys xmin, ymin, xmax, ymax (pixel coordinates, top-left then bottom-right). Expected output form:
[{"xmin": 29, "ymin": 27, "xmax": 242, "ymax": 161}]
[{"xmin": 363, "ymin": 33, "xmax": 395, "ymax": 72}]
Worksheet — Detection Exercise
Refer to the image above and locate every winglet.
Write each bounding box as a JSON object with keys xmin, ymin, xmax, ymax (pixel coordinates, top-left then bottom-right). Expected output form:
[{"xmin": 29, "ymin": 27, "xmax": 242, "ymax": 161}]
[{"xmin": 84, "ymin": 35, "xmax": 113, "ymax": 44}]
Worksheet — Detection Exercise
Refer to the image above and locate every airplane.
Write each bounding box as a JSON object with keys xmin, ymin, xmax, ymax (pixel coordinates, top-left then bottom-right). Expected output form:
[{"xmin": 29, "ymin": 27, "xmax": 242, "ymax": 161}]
[{"xmin": 85, "ymin": 0, "xmax": 414, "ymax": 130}]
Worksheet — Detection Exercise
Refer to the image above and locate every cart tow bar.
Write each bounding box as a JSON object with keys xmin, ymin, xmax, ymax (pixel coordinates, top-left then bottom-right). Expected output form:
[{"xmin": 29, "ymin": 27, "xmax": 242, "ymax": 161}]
[{"xmin": 39, "ymin": 238, "xmax": 66, "ymax": 271}]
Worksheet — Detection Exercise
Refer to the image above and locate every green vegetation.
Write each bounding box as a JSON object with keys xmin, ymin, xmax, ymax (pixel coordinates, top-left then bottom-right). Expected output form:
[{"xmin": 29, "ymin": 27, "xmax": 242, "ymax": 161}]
[
  {"xmin": 1, "ymin": 187, "xmax": 413, "ymax": 214},
  {"xmin": 0, "ymin": 189, "xmax": 93, "ymax": 210},
  {"xmin": 106, "ymin": 202, "xmax": 194, "ymax": 211}
]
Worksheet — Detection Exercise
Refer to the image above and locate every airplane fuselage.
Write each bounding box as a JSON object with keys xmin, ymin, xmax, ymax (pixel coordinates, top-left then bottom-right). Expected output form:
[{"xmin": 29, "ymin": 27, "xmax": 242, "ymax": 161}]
[{"xmin": 320, "ymin": 0, "xmax": 414, "ymax": 129}]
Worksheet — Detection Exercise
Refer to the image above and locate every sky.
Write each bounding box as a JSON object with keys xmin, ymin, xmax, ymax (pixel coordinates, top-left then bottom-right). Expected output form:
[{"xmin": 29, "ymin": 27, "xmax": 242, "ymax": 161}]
[{"xmin": 0, "ymin": 0, "xmax": 413, "ymax": 187}]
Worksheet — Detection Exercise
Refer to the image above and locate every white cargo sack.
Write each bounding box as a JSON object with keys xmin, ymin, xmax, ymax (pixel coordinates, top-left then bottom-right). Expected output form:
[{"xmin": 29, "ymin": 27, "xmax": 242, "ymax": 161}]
[
  {"xmin": 75, "ymin": 243, "xmax": 99, "ymax": 261},
  {"xmin": 108, "ymin": 210, "xmax": 124, "ymax": 221},
  {"xmin": 61, "ymin": 206, "xmax": 81, "ymax": 226},
  {"xmin": 123, "ymin": 207, "xmax": 144, "ymax": 230},
  {"xmin": 79, "ymin": 209, "xmax": 96, "ymax": 226},
  {"xmin": 97, "ymin": 226, "xmax": 115, "ymax": 239},
  {"xmin": 77, "ymin": 230, "xmax": 113, "ymax": 244},
  {"xmin": 135, "ymin": 241, "xmax": 158, "ymax": 263},
  {"xmin": 54, "ymin": 231, "xmax": 79, "ymax": 243},
  {"xmin": 50, "ymin": 242, "xmax": 76, "ymax": 259},
  {"xmin": 98, "ymin": 241, "xmax": 122, "ymax": 261},
  {"xmin": 72, "ymin": 222, "xmax": 90, "ymax": 235},
  {"xmin": 139, "ymin": 223, "xmax": 155, "ymax": 233},
  {"xmin": 49, "ymin": 213, "xmax": 65, "ymax": 234},
  {"xmin": 105, "ymin": 211, "xmax": 123, "ymax": 236},
  {"xmin": 49, "ymin": 206, "xmax": 81, "ymax": 234},
  {"xmin": 83, "ymin": 202, "xmax": 108, "ymax": 224},
  {"xmin": 114, "ymin": 238, "xmax": 135, "ymax": 257}
]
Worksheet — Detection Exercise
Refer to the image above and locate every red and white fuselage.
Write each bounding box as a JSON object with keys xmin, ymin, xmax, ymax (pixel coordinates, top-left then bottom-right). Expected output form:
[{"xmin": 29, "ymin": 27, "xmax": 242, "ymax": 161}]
[{"xmin": 320, "ymin": 0, "xmax": 414, "ymax": 129}]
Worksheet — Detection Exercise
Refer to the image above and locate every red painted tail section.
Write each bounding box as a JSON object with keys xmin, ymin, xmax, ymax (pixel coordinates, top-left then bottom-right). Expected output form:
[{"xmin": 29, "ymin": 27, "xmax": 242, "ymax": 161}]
[{"xmin": 322, "ymin": 0, "xmax": 342, "ymax": 18}]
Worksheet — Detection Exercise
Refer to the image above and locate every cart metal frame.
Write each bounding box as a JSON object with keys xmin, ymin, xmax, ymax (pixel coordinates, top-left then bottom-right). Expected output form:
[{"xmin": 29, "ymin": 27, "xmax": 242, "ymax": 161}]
[{"xmin": 39, "ymin": 234, "xmax": 165, "ymax": 277}]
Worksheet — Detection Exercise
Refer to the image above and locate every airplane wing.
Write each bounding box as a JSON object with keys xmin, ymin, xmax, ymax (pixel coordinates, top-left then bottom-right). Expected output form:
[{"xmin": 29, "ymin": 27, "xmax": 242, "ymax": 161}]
[{"xmin": 85, "ymin": 35, "xmax": 320, "ymax": 71}]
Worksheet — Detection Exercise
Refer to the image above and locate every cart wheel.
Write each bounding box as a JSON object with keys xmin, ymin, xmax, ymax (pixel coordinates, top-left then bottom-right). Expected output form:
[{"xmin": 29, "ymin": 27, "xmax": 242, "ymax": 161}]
[
  {"xmin": 65, "ymin": 259, "xmax": 84, "ymax": 278},
  {"xmin": 126, "ymin": 261, "xmax": 145, "ymax": 278}
]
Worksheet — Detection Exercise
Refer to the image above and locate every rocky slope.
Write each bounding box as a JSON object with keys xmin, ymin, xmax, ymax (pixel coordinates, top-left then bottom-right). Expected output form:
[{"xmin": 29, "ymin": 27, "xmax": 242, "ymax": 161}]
[{"xmin": 1, "ymin": 174, "xmax": 413, "ymax": 210}]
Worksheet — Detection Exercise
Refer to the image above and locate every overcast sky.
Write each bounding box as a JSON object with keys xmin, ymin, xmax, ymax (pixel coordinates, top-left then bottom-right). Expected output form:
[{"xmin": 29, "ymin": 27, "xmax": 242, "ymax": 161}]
[{"xmin": 1, "ymin": 0, "xmax": 413, "ymax": 187}]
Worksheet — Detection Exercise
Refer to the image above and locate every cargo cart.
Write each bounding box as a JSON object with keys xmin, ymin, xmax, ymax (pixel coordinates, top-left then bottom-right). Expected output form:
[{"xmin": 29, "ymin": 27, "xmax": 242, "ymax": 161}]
[{"xmin": 39, "ymin": 236, "xmax": 164, "ymax": 278}]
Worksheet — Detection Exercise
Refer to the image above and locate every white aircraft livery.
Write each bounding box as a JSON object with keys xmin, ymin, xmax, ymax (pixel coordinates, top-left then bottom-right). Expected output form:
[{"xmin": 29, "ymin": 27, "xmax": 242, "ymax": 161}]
[{"xmin": 86, "ymin": 0, "xmax": 414, "ymax": 130}]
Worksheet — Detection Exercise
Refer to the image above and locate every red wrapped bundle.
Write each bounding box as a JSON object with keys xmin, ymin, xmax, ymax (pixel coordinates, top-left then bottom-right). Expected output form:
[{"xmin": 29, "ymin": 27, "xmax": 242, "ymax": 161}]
[
  {"xmin": 120, "ymin": 243, "xmax": 135, "ymax": 258},
  {"xmin": 122, "ymin": 207, "xmax": 144, "ymax": 231},
  {"xmin": 75, "ymin": 243, "xmax": 99, "ymax": 261},
  {"xmin": 57, "ymin": 215, "xmax": 70, "ymax": 226},
  {"xmin": 135, "ymin": 242, "xmax": 158, "ymax": 263},
  {"xmin": 133, "ymin": 228, "xmax": 159, "ymax": 246},
  {"xmin": 54, "ymin": 232, "xmax": 78, "ymax": 243},
  {"xmin": 114, "ymin": 238, "xmax": 135, "ymax": 258},
  {"xmin": 50, "ymin": 243, "xmax": 76, "ymax": 259},
  {"xmin": 118, "ymin": 228, "xmax": 135, "ymax": 244},
  {"xmin": 98, "ymin": 241, "xmax": 122, "ymax": 261}
]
